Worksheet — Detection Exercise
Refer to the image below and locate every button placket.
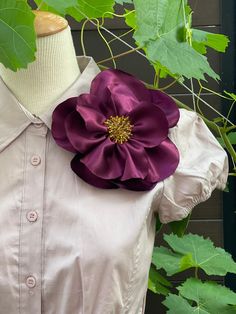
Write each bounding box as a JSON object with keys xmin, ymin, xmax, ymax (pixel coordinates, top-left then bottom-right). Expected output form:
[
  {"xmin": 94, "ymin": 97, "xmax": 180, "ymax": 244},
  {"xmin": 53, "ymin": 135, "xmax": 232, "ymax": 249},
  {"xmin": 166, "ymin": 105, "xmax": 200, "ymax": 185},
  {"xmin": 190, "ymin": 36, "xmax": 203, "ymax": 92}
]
[{"xmin": 19, "ymin": 124, "xmax": 48, "ymax": 314}]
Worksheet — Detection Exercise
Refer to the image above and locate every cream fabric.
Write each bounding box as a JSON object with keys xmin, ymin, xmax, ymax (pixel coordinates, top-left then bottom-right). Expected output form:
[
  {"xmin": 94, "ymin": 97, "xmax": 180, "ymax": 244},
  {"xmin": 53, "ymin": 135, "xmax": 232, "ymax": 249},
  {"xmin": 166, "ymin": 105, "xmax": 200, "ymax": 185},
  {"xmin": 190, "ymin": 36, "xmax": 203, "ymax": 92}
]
[{"xmin": 0, "ymin": 56, "xmax": 228, "ymax": 314}]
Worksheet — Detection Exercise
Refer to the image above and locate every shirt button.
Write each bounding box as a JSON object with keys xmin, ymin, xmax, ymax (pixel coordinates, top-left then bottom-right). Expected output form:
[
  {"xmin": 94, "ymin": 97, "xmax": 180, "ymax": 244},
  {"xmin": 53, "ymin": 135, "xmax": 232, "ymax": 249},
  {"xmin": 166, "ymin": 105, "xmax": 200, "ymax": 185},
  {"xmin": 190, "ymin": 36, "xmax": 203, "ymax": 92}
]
[
  {"xmin": 26, "ymin": 210, "xmax": 38, "ymax": 222},
  {"xmin": 31, "ymin": 155, "xmax": 41, "ymax": 166},
  {"xmin": 26, "ymin": 276, "xmax": 36, "ymax": 288}
]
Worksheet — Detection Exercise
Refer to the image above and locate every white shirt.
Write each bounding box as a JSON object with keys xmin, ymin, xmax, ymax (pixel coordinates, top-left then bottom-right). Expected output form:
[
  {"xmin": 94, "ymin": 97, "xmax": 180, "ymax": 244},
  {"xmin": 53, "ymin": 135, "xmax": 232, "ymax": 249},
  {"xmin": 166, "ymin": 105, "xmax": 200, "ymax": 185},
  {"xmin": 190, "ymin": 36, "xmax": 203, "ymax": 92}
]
[{"xmin": 0, "ymin": 56, "xmax": 228, "ymax": 314}]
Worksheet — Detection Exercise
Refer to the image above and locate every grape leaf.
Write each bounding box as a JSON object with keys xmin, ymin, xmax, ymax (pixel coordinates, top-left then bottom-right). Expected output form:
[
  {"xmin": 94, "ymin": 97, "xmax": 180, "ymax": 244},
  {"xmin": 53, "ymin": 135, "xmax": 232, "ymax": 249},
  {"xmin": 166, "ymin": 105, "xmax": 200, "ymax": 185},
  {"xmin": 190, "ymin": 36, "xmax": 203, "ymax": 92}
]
[
  {"xmin": 34, "ymin": 2, "xmax": 60, "ymax": 15},
  {"xmin": 164, "ymin": 279, "xmax": 236, "ymax": 314},
  {"xmin": 227, "ymin": 133, "xmax": 236, "ymax": 145},
  {"xmin": 67, "ymin": 0, "xmax": 115, "ymax": 22},
  {"xmin": 169, "ymin": 214, "xmax": 190, "ymax": 237},
  {"xmin": 192, "ymin": 29, "xmax": 230, "ymax": 54},
  {"xmin": 35, "ymin": 0, "xmax": 77, "ymax": 15},
  {"xmin": 164, "ymin": 233, "xmax": 236, "ymax": 276},
  {"xmin": 133, "ymin": 0, "xmax": 219, "ymax": 80},
  {"xmin": 176, "ymin": 278, "xmax": 236, "ymax": 314},
  {"xmin": 163, "ymin": 294, "xmax": 196, "ymax": 313},
  {"xmin": 218, "ymin": 133, "xmax": 236, "ymax": 147},
  {"xmin": 152, "ymin": 246, "xmax": 184, "ymax": 276},
  {"xmin": 35, "ymin": 0, "xmax": 115, "ymax": 20},
  {"xmin": 148, "ymin": 265, "xmax": 172, "ymax": 296},
  {"xmin": 124, "ymin": 9, "xmax": 136, "ymax": 29},
  {"xmin": 0, "ymin": 0, "xmax": 36, "ymax": 71}
]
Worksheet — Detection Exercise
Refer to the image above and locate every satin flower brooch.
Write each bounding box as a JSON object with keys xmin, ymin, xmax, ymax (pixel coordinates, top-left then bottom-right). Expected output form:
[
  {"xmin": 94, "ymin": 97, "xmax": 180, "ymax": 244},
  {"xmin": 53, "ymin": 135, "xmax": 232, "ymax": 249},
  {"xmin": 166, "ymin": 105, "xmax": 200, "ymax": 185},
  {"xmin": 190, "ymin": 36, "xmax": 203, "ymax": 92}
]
[{"xmin": 51, "ymin": 69, "xmax": 180, "ymax": 191}]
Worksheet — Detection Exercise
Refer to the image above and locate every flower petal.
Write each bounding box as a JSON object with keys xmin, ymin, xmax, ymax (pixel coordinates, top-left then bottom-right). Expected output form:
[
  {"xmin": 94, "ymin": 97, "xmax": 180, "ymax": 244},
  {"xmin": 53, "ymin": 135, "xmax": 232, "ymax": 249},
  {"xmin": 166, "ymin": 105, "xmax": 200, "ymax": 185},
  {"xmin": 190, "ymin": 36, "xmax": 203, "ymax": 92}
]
[
  {"xmin": 71, "ymin": 154, "xmax": 118, "ymax": 189},
  {"xmin": 145, "ymin": 138, "xmax": 180, "ymax": 183},
  {"xmin": 90, "ymin": 69, "xmax": 151, "ymax": 111},
  {"xmin": 81, "ymin": 138, "xmax": 125, "ymax": 180},
  {"xmin": 51, "ymin": 97, "xmax": 78, "ymax": 153},
  {"xmin": 65, "ymin": 110, "xmax": 107, "ymax": 154},
  {"xmin": 129, "ymin": 102, "xmax": 169, "ymax": 148},
  {"xmin": 77, "ymin": 93, "xmax": 118, "ymax": 119},
  {"xmin": 149, "ymin": 89, "xmax": 180, "ymax": 127},
  {"xmin": 117, "ymin": 142, "xmax": 149, "ymax": 181}
]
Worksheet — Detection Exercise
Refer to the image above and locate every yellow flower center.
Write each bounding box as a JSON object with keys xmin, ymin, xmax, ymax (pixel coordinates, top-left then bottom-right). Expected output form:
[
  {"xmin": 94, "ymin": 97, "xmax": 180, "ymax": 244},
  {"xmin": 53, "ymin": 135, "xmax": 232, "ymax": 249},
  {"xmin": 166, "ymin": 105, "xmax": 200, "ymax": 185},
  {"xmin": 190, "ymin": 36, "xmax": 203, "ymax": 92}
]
[{"xmin": 104, "ymin": 115, "xmax": 133, "ymax": 144}]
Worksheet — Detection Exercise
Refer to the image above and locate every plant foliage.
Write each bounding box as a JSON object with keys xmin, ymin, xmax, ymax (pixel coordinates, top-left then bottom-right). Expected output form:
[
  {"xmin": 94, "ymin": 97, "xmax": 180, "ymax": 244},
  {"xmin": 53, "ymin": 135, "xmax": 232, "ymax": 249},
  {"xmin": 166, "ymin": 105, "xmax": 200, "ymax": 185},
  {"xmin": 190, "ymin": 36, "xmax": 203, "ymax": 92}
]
[
  {"xmin": 164, "ymin": 279, "xmax": 236, "ymax": 313},
  {"xmin": 153, "ymin": 233, "xmax": 236, "ymax": 276},
  {"xmin": 0, "ymin": 0, "xmax": 36, "ymax": 71}
]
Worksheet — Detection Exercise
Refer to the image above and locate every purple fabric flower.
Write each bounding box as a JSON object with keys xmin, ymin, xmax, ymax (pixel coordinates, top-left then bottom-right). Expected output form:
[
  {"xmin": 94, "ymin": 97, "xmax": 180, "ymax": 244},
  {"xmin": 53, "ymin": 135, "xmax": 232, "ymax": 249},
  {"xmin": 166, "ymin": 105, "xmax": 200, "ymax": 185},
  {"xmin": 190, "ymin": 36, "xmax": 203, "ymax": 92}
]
[{"xmin": 51, "ymin": 69, "xmax": 180, "ymax": 191}]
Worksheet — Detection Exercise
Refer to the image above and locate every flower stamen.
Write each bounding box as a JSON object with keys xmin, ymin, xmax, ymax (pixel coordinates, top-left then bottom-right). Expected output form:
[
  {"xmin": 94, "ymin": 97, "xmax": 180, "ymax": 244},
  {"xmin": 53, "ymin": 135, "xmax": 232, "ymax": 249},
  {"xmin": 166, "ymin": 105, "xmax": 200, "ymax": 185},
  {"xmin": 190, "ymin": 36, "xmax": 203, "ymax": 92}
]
[{"xmin": 104, "ymin": 115, "xmax": 133, "ymax": 144}]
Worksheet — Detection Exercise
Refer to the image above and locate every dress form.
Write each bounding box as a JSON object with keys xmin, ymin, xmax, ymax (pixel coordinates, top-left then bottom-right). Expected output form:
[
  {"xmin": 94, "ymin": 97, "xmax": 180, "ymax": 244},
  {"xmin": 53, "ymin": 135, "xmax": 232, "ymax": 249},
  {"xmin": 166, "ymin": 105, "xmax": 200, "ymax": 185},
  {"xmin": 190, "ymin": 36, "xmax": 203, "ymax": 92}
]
[{"xmin": 0, "ymin": 10, "xmax": 81, "ymax": 116}]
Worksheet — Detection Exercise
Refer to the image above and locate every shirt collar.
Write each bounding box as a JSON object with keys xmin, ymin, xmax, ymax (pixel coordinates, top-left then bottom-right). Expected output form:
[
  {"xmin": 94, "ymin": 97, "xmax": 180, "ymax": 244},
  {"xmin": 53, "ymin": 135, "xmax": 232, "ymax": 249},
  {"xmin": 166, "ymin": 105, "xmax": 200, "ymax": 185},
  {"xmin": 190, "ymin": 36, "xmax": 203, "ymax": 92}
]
[{"xmin": 0, "ymin": 56, "xmax": 100, "ymax": 152}]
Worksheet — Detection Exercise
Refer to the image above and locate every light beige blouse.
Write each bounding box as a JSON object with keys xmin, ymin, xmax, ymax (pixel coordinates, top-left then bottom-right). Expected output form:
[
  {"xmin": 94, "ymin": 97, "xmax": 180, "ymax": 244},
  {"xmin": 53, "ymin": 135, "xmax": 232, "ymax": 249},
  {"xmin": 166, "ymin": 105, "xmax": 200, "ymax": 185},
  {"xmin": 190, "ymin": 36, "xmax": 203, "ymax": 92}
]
[{"xmin": 0, "ymin": 56, "xmax": 228, "ymax": 314}]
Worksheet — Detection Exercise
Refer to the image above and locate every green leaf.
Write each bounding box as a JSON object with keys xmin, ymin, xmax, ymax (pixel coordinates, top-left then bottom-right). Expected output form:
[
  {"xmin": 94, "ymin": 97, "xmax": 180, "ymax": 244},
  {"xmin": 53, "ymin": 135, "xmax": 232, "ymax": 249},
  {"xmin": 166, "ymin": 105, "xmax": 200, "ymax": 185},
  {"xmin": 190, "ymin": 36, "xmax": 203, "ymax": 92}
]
[
  {"xmin": 163, "ymin": 294, "xmax": 196, "ymax": 313},
  {"xmin": 148, "ymin": 279, "xmax": 170, "ymax": 296},
  {"xmin": 150, "ymin": 266, "xmax": 172, "ymax": 288},
  {"xmin": 35, "ymin": 0, "xmax": 78, "ymax": 15},
  {"xmin": 34, "ymin": 2, "xmax": 60, "ymax": 14},
  {"xmin": 67, "ymin": 0, "xmax": 115, "ymax": 22},
  {"xmin": 0, "ymin": 0, "xmax": 36, "ymax": 71},
  {"xmin": 124, "ymin": 9, "xmax": 136, "ymax": 29},
  {"xmin": 164, "ymin": 279, "xmax": 236, "ymax": 314},
  {"xmin": 177, "ymin": 278, "xmax": 236, "ymax": 313},
  {"xmin": 153, "ymin": 60, "xmax": 178, "ymax": 79},
  {"xmin": 133, "ymin": 0, "xmax": 219, "ymax": 80},
  {"xmin": 35, "ymin": 0, "xmax": 115, "ymax": 20},
  {"xmin": 229, "ymin": 136, "xmax": 236, "ymax": 147},
  {"xmin": 148, "ymin": 265, "xmax": 172, "ymax": 295},
  {"xmin": 218, "ymin": 133, "xmax": 236, "ymax": 147},
  {"xmin": 192, "ymin": 29, "xmax": 230, "ymax": 54},
  {"xmin": 152, "ymin": 246, "xmax": 185, "ymax": 276},
  {"xmin": 164, "ymin": 233, "xmax": 236, "ymax": 276},
  {"xmin": 169, "ymin": 214, "xmax": 190, "ymax": 237},
  {"xmin": 133, "ymin": 0, "xmax": 187, "ymax": 45},
  {"xmin": 228, "ymin": 132, "xmax": 236, "ymax": 145}
]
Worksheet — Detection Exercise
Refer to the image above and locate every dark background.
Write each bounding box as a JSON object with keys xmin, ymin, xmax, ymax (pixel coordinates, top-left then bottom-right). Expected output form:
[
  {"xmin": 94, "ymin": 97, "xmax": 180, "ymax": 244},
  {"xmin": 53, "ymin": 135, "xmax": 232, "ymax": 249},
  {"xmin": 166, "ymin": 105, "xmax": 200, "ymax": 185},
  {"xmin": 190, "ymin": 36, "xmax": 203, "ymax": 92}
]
[{"xmin": 30, "ymin": 0, "xmax": 236, "ymax": 312}]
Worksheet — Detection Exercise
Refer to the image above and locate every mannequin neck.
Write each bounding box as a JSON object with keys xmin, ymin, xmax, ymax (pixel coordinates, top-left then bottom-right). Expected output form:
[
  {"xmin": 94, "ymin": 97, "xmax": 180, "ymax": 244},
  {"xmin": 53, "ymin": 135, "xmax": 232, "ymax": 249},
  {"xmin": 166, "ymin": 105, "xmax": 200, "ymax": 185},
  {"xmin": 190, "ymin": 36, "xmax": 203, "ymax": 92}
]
[{"xmin": 0, "ymin": 26, "xmax": 81, "ymax": 116}]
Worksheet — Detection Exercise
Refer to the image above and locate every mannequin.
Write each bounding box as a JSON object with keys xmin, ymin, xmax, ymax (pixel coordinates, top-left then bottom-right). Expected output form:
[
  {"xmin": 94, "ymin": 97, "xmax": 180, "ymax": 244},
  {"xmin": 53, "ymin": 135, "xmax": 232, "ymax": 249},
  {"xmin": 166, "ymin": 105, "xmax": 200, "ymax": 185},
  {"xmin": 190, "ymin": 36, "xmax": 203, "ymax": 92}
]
[{"xmin": 0, "ymin": 10, "xmax": 81, "ymax": 117}]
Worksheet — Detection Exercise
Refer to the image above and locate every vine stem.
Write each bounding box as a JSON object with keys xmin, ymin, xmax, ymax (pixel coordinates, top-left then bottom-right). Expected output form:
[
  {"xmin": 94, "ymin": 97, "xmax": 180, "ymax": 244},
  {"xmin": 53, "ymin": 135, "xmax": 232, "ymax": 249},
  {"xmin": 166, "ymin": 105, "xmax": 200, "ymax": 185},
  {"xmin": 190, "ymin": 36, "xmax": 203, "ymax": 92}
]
[
  {"xmin": 155, "ymin": 69, "xmax": 160, "ymax": 89},
  {"xmin": 97, "ymin": 47, "xmax": 141, "ymax": 65},
  {"xmin": 80, "ymin": 19, "xmax": 90, "ymax": 56},
  {"xmin": 178, "ymin": 81, "xmax": 235, "ymax": 126},
  {"xmin": 224, "ymin": 101, "xmax": 236, "ymax": 128},
  {"xmin": 159, "ymin": 79, "xmax": 178, "ymax": 91},
  {"xmin": 198, "ymin": 82, "xmax": 233, "ymax": 101},
  {"xmin": 108, "ymin": 29, "xmax": 134, "ymax": 44},
  {"xmin": 226, "ymin": 125, "xmax": 236, "ymax": 132}
]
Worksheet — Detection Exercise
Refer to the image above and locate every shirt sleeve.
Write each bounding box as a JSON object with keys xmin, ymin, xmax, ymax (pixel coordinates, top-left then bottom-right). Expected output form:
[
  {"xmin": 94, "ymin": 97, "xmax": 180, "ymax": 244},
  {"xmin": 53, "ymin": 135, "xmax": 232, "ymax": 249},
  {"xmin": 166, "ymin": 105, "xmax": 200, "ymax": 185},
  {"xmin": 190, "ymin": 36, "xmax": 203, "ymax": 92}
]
[{"xmin": 155, "ymin": 109, "xmax": 229, "ymax": 224}]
